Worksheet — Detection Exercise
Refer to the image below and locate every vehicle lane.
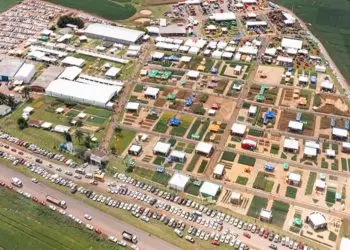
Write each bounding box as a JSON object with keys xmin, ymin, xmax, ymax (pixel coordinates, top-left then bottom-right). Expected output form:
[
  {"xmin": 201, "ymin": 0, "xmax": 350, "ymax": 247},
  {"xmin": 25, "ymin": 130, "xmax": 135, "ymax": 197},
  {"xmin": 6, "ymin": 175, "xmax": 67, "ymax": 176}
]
[{"xmin": 0, "ymin": 164, "xmax": 181, "ymax": 250}]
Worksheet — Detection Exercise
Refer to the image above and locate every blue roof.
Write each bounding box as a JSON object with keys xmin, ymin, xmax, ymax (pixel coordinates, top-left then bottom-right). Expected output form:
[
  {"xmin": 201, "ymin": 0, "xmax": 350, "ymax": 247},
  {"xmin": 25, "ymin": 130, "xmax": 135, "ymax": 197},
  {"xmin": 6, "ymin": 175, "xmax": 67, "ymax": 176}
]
[
  {"xmin": 169, "ymin": 117, "xmax": 181, "ymax": 126},
  {"xmin": 310, "ymin": 75, "xmax": 317, "ymax": 83},
  {"xmin": 265, "ymin": 111, "xmax": 275, "ymax": 119},
  {"xmin": 168, "ymin": 55, "xmax": 179, "ymax": 61}
]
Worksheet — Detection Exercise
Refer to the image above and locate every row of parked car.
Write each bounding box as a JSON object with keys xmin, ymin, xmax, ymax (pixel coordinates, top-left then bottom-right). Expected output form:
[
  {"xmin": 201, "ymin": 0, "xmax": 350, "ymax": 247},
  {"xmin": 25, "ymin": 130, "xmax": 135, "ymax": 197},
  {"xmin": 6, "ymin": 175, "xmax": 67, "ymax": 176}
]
[
  {"xmin": 0, "ymin": 132, "xmax": 78, "ymax": 167},
  {"xmin": 113, "ymin": 172, "xmax": 314, "ymax": 250}
]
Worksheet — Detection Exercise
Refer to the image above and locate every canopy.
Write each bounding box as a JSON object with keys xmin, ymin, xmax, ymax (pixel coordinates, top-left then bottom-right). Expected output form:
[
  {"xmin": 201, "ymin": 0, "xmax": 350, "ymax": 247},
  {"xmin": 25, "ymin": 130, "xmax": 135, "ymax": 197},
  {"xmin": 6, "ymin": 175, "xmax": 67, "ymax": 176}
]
[
  {"xmin": 265, "ymin": 111, "xmax": 275, "ymax": 119},
  {"xmin": 169, "ymin": 117, "xmax": 181, "ymax": 126}
]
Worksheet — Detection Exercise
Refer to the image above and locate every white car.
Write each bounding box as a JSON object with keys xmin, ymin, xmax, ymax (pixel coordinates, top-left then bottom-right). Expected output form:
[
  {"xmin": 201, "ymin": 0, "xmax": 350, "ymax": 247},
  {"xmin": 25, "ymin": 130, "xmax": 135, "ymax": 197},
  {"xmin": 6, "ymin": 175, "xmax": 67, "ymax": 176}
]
[
  {"xmin": 31, "ymin": 178, "xmax": 38, "ymax": 183},
  {"xmin": 86, "ymin": 224, "xmax": 94, "ymax": 230},
  {"xmin": 84, "ymin": 214, "xmax": 92, "ymax": 220}
]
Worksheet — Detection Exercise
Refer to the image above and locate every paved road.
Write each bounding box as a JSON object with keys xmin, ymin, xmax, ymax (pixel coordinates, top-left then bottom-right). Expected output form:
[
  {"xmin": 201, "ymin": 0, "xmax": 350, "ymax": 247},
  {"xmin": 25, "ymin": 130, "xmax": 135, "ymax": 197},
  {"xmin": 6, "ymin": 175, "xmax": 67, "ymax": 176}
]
[{"xmin": 0, "ymin": 164, "xmax": 180, "ymax": 250}]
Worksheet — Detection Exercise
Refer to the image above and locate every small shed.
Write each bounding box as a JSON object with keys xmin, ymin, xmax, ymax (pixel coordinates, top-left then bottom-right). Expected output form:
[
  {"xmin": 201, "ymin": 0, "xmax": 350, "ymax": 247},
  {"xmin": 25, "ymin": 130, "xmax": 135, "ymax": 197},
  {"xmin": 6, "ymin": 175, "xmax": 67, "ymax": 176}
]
[
  {"xmin": 168, "ymin": 173, "xmax": 190, "ymax": 192},
  {"xmin": 128, "ymin": 144, "xmax": 142, "ymax": 156},
  {"xmin": 283, "ymin": 138, "xmax": 299, "ymax": 153},
  {"xmin": 213, "ymin": 164, "xmax": 224, "ymax": 179},
  {"xmin": 199, "ymin": 181, "xmax": 222, "ymax": 199},
  {"xmin": 259, "ymin": 209, "xmax": 272, "ymax": 222},
  {"xmin": 153, "ymin": 141, "xmax": 171, "ymax": 156},
  {"xmin": 187, "ymin": 70, "xmax": 200, "ymax": 79},
  {"xmin": 231, "ymin": 123, "xmax": 247, "ymax": 136},
  {"xmin": 306, "ymin": 212, "xmax": 327, "ymax": 230},
  {"xmin": 332, "ymin": 128, "xmax": 348, "ymax": 140},
  {"xmin": 0, "ymin": 105, "xmax": 12, "ymax": 116},
  {"xmin": 230, "ymin": 192, "xmax": 242, "ymax": 205},
  {"xmin": 248, "ymin": 106, "xmax": 257, "ymax": 116},
  {"xmin": 288, "ymin": 120, "xmax": 304, "ymax": 132},
  {"xmin": 169, "ymin": 150, "xmax": 186, "ymax": 163},
  {"xmin": 125, "ymin": 102, "xmax": 140, "ymax": 112},
  {"xmin": 315, "ymin": 179, "xmax": 326, "ymax": 191},
  {"xmin": 144, "ymin": 87, "xmax": 160, "ymax": 99},
  {"xmin": 288, "ymin": 172, "xmax": 301, "ymax": 186},
  {"xmin": 195, "ymin": 142, "xmax": 214, "ymax": 157}
]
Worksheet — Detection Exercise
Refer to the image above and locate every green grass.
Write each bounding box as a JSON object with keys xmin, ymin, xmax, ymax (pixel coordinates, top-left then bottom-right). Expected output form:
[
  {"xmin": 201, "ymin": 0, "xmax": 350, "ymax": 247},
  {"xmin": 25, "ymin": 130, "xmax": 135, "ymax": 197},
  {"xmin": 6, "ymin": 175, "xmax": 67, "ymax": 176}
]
[
  {"xmin": 46, "ymin": 0, "xmax": 136, "ymax": 20},
  {"xmin": 134, "ymin": 167, "xmax": 171, "ymax": 186},
  {"xmin": 271, "ymin": 200, "xmax": 290, "ymax": 227},
  {"xmin": 170, "ymin": 114, "xmax": 193, "ymax": 137},
  {"xmin": 0, "ymin": 187, "xmax": 122, "ymax": 250},
  {"xmin": 328, "ymin": 231, "xmax": 337, "ymax": 242},
  {"xmin": 220, "ymin": 151, "xmax": 236, "ymax": 162},
  {"xmin": 253, "ymin": 172, "xmax": 274, "ymax": 193},
  {"xmin": 153, "ymin": 111, "xmax": 175, "ymax": 133},
  {"xmin": 113, "ymin": 129, "xmax": 136, "ymax": 154},
  {"xmin": 197, "ymin": 160, "xmax": 208, "ymax": 173},
  {"xmin": 0, "ymin": 0, "xmax": 18, "ymax": 12},
  {"xmin": 87, "ymin": 116, "xmax": 107, "ymax": 125},
  {"xmin": 238, "ymin": 155, "xmax": 256, "ymax": 167},
  {"xmin": 65, "ymin": 109, "xmax": 80, "ymax": 117},
  {"xmin": 305, "ymin": 172, "xmax": 317, "ymax": 195},
  {"xmin": 153, "ymin": 156, "xmax": 165, "ymax": 165},
  {"xmin": 247, "ymin": 196, "xmax": 268, "ymax": 218},
  {"xmin": 248, "ymin": 128, "xmax": 264, "ymax": 137},
  {"xmin": 186, "ymin": 154, "xmax": 200, "ymax": 172},
  {"xmin": 321, "ymin": 159, "xmax": 329, "ymax": 169},
  {"xmin": 326, "ymin": 188, "xmax": 336, "ymax": 204},
  {"xmin": 84, "ymin": 106, "xmax": 111, "ymax": 119},
  {"xmin": 285, "ymin": 186, "xmax": 298, "ymax": 199},
  {"xmin": 236, "ymin": 176, "xmax": 248, "ymax": 185},
  {"xmin": 185, "ymin": 182, "xmax": 200, "ymax": 196},
  {"xmin": 341, "ymin": 158, "xmax": 348, "ymax": 171},
  {"xmin": 187, "ymin": 118, "xmax": 201, "ymax": 139},
  {"xmin": 270, "ymin": 144, "xmax": 280, "ymax": 155},
  {"xmin": 273, "ymin": 0, "xmax": 350, "ymax": 82},
  {"xmin": 174, "ymin": 163, "xmax": 184, "ymax": 170}
]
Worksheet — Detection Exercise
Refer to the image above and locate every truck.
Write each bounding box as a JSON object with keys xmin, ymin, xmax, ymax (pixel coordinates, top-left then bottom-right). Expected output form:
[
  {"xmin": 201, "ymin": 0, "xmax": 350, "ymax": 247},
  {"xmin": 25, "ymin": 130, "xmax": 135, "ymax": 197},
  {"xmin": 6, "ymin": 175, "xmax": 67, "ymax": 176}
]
[
  {"xmin": 46, "ymin": 195, "xmax": 67, "ymax": 209},
  {"xmin": 122, "ymin": 231, "xmax": 138, "ymax": 243},
  {"xmin": 11, "ymin": 177, "xmax": 23, "ymax": 187}
]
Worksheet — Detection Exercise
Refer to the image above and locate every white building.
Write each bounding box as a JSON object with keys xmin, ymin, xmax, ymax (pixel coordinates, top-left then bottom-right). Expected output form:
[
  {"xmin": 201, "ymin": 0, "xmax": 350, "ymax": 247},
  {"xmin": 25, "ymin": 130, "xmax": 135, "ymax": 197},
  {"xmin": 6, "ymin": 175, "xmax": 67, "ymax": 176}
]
[
  {"xmin": 209, "ymin": 12, "xmax": 236, "ymax": 21},
  {"xmin": 259, "ymin": 209, "xmax": 272, "ymax": 222},
  {"xmin": 213, "ymin": 164, "xmax": 224, "ymax": 179},
  {"xmin": 128, "ymin": 144, "xmax": 142, "ymax": 156},
  {"xmin": 144, "ymin": 87, "xmax": 159, "ymax": 99},
  {"xmin": 85, "ymin": 23, "xmax": 145, "ymax": 44},
  {"xmin": 332, "ymin": 127, "xmax": 348, "ymax": 140},
  {"xmin": 315, "ymin": 179, "xmax": 326, "ymax": 191},
  {"xmin": 61, "ymin": 56, "xmax": 85, "ymax": 67},
  {"xmin": 281, "ymin": 38, "xmax": 303, "ymax": 50},
  {"xmin": 0, "ymin": 105, "xmax": 12, "ymax": 116},
  {"xmin": 230, "ymin": 191, "xmax": 242, "ymax": 205},
  {"xmin": 288, "ymin": 172, "xmax": 301, "ymax": 186},
  {"xmin": 231, "ymin": 123, "xmax": 247, "ymax": 136},
  {"xmin": 288, "ymin": 120, "xmax": 304, "ymax": 132},
  {"xmin": 304, "ymin": 146, "xmax": 317, "ymax": 158},
  {"xmin": 306, "ymin": 212, "xmax": 327, "ymax": 230},
  {"xmin": 58, "ymin": 66, "xmax": 82, "ymax": 81},
  {"xmin": 199, "ymin": 181, "xmax": 221, "ymax": 198},
  {"xmin": 14, "ymin": 63, "xmax": 36, "ymax": 83},
  {"xmin": 195, "ymin": 142, "xmax": 214, "ymax": 156},
  {"xmin": 187, "ymin": 70, "xmax": 200, "ymax": 79},
  {"xmin": 125, "ymin": 102, "xmax": 140, "ymax": 112},
  {"xmin": 53, "ymin": 124, "xmax": 70, "ymax": 133},
  {"xmin": 105, "ymin": 67, "xmax": 121, "ymax": 78},
  {"xmin": 169, "ymin": 150, "xmax": 186, "ymax": 163},
  {"xmin": 168, "ymin": 173, "xmax": 190, "ymax": 192},
  {"xmin": 153, "ymin": 141, "xmax": 171, "ymax": 156},
  {"xmin": 46, "ymin": 79, "xmax": 121, "ymax": 108}
]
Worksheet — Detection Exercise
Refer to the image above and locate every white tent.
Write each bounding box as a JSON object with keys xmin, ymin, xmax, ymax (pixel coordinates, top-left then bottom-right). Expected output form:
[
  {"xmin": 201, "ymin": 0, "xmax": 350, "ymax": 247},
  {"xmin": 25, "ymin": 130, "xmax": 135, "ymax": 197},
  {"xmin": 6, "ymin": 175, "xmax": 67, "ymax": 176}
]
[
  {"xmin": 125, "ymin": 102, "xmax": 140, "ymax": 111},
  {"xmin": 284, "ymin": 138, "xmax": 299, "ymax": 152},
  {"xmin": 199, "ymin": 181, "xmax": 221, "ymax": 197},
  {"xmin": 59, "ymin": 66, "xmax": 82, "ymax": 81},
  {"xmin": 187, "ymin": 70, "xmax": 200, "ymax": 79},
  {"xmin": 14, "ymin": 63, "xmax": 36, "ymax": 83},
  {"xmin": 195, "ymin": 142, "xmax": 213, "ymax": 156},
  {"xmin": 153, "ymin": 141, "xmax": 171, "ymax": 155},
  {"xmin": 231, "ymin": 123, "xmax": 247, "ymax": 135},
  {"xmin": 168, "ymin": 173, "xmax": 190, "ymax": 191},
  {"xmin": 144, "ymin": 87, "xmax": 160, "ymax": 99},
  {"xmin": 288, "ymin": 120, "xmax": 303, "ymax": 131},
  {"xmin": 213, "ymin": 164, "xmax": 224, "ymax": 177},
  {"xmin": 61, "ymin": 56, "xmax": 85, "ymax": 67},
  {"xmin": 53, "ymin": 125, "xmax": 70, "ymax": 133},
  {"xmin": 169, "ymin": 150, "xmax": 186, "ymax": 163}
]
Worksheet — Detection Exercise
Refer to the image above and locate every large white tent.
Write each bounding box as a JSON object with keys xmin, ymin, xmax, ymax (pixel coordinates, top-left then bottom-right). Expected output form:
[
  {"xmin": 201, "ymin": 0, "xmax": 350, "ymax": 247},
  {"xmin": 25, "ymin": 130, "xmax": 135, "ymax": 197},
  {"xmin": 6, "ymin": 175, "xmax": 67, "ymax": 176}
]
[
  {"xmin": 46, "ymin": 79, "xmax": 121, "ymax": 107},
  {"xmin": 14, "ymin": 63, "xmax": 36, "ymax": 83}
]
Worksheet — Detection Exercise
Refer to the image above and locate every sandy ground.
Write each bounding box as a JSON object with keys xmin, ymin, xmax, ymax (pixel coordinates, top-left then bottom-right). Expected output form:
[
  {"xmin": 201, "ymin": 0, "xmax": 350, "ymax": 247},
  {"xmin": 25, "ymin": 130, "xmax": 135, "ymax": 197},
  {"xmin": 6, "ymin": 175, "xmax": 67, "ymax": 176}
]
[
  {"xmin": 140, "ymin": 10, "xmax": 152, "ymax": 15},
  {"xmin": 203, "ymin": 96, "xmax": 236, "ymax": 121},
  {"xmin": 134, "ymin": 18, "xmax": 151, "ymax": 24},
  {"xmin": 254, "ymin": 65, "xmax": 284, "ymax": 85}
]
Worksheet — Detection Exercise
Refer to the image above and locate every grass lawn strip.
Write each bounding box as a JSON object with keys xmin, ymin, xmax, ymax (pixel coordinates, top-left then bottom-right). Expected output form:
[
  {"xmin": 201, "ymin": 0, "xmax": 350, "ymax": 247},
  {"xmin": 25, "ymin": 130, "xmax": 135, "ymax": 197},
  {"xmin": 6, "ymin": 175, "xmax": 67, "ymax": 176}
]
[
  {"xmin": 247, "ymin": 196, "xmax": 268, "ymax": 218},
  {"xmin": 285, "ymin": 186, "xmax": 297, "ymax": 199}
]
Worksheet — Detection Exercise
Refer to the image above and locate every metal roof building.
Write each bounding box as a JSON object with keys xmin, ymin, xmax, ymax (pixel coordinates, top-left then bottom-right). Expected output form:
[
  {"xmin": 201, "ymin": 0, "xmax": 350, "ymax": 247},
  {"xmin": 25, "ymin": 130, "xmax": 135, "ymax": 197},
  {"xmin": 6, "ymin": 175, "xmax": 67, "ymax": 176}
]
[
  {"xmin": 46, "ymin": 79, "xmax": 121, "ymax": 108},
  {"xmin": 84, "ymin": 23, "xmax": 145, "ymax": 44},
  {"xmin": 0, "ymin": 58, "xmax": 24, "ymax": 79}
]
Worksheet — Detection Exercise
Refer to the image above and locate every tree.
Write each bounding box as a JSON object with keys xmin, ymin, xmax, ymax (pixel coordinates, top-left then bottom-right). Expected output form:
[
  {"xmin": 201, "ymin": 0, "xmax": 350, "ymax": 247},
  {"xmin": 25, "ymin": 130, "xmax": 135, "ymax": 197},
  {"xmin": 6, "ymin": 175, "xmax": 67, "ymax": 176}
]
[
  {"xmin": 64, "ymin": 132, "xmax": 72, "ymax": 142},
  {"xmin": 110, "ymin": 145, "xmax": 116, "ymax": 155},
  {"xmin": 75, "ymin": 120, "xmax": 83, "ymax": 127},
  {"xmin": 17, "ymin": 117, "xmax": 27, "ymax": 130},
  {"xmin": 75, "ymin": 129, "xmax": 83, "ymax": 143},
  {"xmin": 57, "ymin": 15, "xmax": 84, "ymax": 29},
  {"xmin": 84, "ymin": 136, "xmax": 92, "ymax": 149},
  {"xmin": 22, "ymin": 86, "xmax": 31, "ymax": 99}
]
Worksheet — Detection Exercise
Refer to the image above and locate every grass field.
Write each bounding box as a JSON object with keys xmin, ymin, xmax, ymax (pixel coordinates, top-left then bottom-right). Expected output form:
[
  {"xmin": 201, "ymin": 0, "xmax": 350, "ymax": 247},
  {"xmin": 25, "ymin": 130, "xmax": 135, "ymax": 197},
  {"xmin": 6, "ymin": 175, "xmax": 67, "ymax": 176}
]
[
  {"xmin": 286, "ymin": 186, "xmax": 298, "ymax": 199},
  {"xmin": 0, "ymin": 187, "xmax": 121, "ymax": 250},
  {"xmin": 0, "ymin": 0, "xmax": 18, "ymax": 12},
  {"xmin": 45, "ymin": 0, "xmax": 137, "ymax": 20},
  {"xmin": 247, "ymin": 196, "xmax": 268, "ymax": 218},
  {"xmin": 273, "ymin": 0, "xmax": 350, "ymax": 82},
  {"xmin": 236, "ymin": 176, "xmax": 248, "ymax": 185},
  {"xmin": 271, "ymin": 200, "xmax": 290, "ymax": 227},
  {"xmin": 113, "ymin": 129, "xmax": 136, "ymax": 154}
]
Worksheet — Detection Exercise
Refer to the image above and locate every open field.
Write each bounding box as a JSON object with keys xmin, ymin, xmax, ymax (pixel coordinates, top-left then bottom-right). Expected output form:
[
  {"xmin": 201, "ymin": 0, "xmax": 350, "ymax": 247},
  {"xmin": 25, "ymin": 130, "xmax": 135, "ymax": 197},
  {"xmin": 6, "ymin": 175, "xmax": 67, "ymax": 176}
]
[
  {"xmin": 273, "ymin": 0, "xmax": 350, "ymax": 82},
  {"xmin": 0, "ymin": 187, "xmax": 121, "ymax": 250},
  {"xmin": 45, "ymin": 0, "xmax": 137, "ymax": 20},
  {"xmin": 0, "ymin": 0, "xmax": 18, "ymax": 12}
]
